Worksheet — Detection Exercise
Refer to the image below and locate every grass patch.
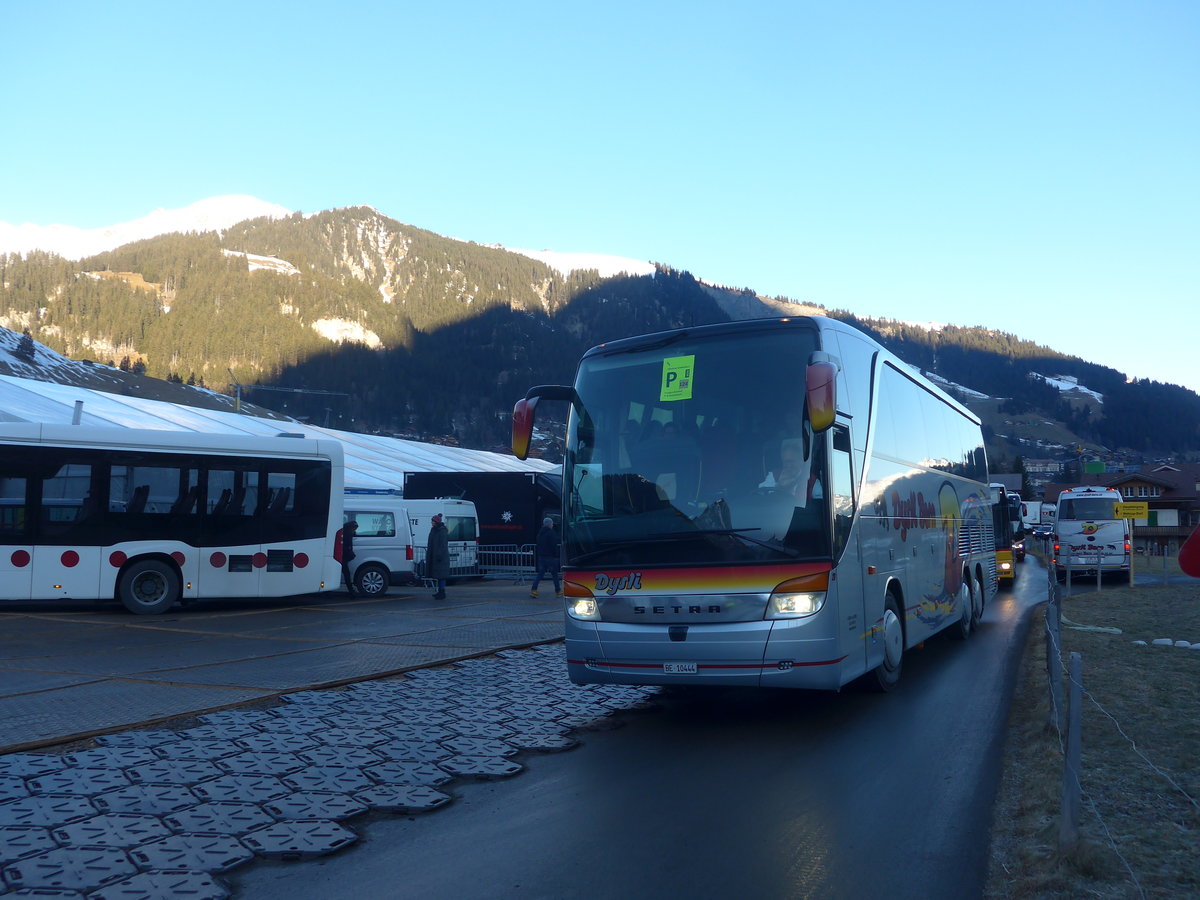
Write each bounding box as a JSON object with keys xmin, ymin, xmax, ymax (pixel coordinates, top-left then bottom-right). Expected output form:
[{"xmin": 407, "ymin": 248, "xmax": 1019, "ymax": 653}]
[{"xmin": 986, "ymin": 573, "xmax": 1200, "ymax": 898}]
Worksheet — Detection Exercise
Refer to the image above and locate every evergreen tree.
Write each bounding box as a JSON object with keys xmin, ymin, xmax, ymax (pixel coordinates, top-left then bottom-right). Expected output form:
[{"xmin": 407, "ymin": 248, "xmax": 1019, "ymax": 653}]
[{"xmin": 15, "ymin": 330, "xmax": 36, "ymax": 362}]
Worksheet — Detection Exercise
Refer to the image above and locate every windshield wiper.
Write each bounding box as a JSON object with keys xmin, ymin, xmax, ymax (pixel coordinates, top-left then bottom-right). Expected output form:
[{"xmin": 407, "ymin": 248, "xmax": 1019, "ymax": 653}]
[
  {"xmin": 687, "ymin": 528, "xmax": 802, "ymax": 558},
  {"xmin": 569, "ymin": 535, "xmax": 690, "ymax": 566},
  {"xmin": 569, "ymin": 528, "xmax": 800, "ymax": 565}
]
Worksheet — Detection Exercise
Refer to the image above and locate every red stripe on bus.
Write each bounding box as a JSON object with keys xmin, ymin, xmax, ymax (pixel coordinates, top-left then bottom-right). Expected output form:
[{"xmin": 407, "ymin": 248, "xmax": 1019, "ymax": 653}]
[{"xmin": 567, "ymin": 657, "xmax": 847, "ymax": 670}]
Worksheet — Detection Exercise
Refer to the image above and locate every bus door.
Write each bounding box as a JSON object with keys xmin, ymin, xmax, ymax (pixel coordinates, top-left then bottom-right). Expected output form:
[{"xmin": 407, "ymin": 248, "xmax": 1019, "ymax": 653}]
[
  {"xmin": 203, "ymin": 467, "xmax": 263, "ymax": 597},
  {"xmin": 828, "ymin": 424, "xmax": 867, "ymax": 673},
  {"xmin": 0, "ymin": 472, "xmax": 33, "ymax": 600},
  {"xmin": 31, "ymin": 461, "xmax": 104, "ymax": 600}
]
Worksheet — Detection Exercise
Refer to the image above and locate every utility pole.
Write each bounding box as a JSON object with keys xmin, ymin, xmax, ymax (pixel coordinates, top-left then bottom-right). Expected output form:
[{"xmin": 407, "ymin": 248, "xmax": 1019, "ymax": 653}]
[
  {"xmin": 227, "ymin": 369, "xmax": 242, "ymax": 413},
  {"xmin": 227, "ymin": 370, "xmax": 348, "ymax": 419}
]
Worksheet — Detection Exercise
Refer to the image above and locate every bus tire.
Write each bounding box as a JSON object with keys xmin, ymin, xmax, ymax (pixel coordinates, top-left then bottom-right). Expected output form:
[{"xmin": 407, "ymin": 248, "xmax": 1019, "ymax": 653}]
[
  {"xmin": 117, "ymin": 559, "xmax": 180, "ymax": 615},
  {"xmin": 868, "ymin": 593, "xmax": 904, "ymax": 692},
  {"xmin": 354, "ymin": 563, "xmax": 389, "ymax": 597},
  {"xmin": 969, "ymin": 574, "xmax": 984, "ymax": 629},
  {"xmin": 950, "ymin": 578, "xmax": 973, "ymax": 641}
]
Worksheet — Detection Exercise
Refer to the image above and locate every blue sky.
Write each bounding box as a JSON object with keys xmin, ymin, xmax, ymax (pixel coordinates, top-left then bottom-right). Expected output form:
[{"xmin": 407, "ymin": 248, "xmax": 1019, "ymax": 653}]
[{"xmin": 4, "ymin": 1, "xmax": 1198, "ymax": 393}]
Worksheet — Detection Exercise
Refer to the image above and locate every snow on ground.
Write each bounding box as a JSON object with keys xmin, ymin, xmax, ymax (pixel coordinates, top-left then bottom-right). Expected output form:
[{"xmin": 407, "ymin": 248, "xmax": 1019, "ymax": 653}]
[
  {"xmin": 1031, "ymin": 372, "xmax": 1104, "ymax": 402},
  {"xmin": 504, "ymin": 247, "xmax": 656, "ymax": 279},
  {"xmin": 222, "ymin": 249, "xmax": 300, "ymax": 276},
  {"xmin": 310, "ymin": 318, "xmax": 383, "ymax": 348},
  {"xmin": 924, "ymin": 370, "xmax": 991, "ymax": 399},
  {"xmin": 0, "ymin": 196, "xmax": 292, "ymax": 260},
  {"xmin": 904, "ymin": 364, "xmax": 992, "ymax": 400}
]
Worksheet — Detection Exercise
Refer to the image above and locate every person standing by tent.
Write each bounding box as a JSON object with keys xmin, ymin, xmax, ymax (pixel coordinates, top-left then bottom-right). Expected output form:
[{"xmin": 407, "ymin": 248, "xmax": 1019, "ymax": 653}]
[
  {"xmin": 340, "ymin": 520, "xmax": 358, "ymax": 596},
  {"xmin": 427, "ymin": 513, "xmax": 450, "ymax": 600},
  {"xmin": 530, "ymin": 517, "xmax": 562, "ymax": 599}
]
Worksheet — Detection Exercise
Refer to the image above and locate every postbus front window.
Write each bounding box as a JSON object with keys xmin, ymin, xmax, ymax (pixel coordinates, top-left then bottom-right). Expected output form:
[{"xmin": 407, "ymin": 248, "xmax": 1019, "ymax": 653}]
[
  {"xmin": 564, "ymin": 328, "xmax": 831, "ymax": 567},
  {"xmin": 1061, "ymin": 498, "xmax": 1118, "ymax": 519}
]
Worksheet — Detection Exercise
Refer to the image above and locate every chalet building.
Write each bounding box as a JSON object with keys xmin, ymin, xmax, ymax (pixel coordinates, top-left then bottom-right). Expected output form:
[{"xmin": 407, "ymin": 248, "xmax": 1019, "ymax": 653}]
[
  {"xmin": 1041, "ymin": 463, "xmax": 1200, "ymax": 554},
  {"xmin": 1018, "ymin": 458, "xmax": 1063, "ymax": 498}
]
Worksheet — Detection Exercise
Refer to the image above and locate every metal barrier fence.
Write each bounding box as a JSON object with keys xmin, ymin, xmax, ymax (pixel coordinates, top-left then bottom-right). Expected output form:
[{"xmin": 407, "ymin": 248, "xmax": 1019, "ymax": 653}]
[
  {"xmin": 478, "ymin": 544, "xmax": 536, "ymax": 584},
  {"xmin": 409, "ymin": 544, "xmax": 536, "ymax": 584}
]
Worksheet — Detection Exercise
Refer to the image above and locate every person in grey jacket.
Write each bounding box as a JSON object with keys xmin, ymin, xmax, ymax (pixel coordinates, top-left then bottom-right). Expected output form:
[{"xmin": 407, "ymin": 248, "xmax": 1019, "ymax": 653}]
[{"xmin": 426, "ymin": 513, "xmax": 450, "ymax": 600}]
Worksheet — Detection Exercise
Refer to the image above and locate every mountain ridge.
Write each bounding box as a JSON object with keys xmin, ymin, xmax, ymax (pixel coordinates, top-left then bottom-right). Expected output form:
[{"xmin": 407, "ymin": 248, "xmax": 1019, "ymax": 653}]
[{"xmin": 2, "ymin": 202, "xmax": 1197, "ymax": 458}]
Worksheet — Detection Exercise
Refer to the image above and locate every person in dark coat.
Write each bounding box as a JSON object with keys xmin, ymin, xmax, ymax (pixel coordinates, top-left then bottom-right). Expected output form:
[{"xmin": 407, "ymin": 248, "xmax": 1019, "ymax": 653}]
[
  {"xmin": 426, "ymin": 513, "xmax": 450, "ymax": 600},
  {"xmin": 530, "ymin": 517, "xmax": 561, "ymax": 599},
  {"xmin": 341, "ymin": 520, "xmax": 358, "ymax": 596}
]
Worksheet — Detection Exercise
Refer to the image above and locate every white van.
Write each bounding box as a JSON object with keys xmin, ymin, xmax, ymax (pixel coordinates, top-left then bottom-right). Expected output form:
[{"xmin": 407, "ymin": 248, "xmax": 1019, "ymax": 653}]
[
  {"xmin": 1053, "ymin": 485, "xmax": 1130, "ymax": 580},
  {"xmin": 342, "ymin": 491, "xmax": 418, "ymax": 596},
  {"xmin": 405, "ymin": 498, "xmax": 480, "ymax": 578}
]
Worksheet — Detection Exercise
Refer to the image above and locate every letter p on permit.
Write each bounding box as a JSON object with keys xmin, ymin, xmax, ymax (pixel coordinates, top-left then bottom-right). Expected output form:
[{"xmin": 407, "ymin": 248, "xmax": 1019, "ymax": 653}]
[{"xmin": 660, "ymin": 355, "xmax": 695, "ymax": 402}]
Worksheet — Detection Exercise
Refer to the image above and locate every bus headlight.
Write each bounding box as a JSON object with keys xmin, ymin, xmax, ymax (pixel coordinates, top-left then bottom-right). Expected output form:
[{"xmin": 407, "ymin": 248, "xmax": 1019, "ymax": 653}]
[
  {"xmin": 766, "ymin": 591, "xmax": 826, "ymax": 619},
  {"xmin": 567, "ymin": 598, "xmax": 600, "ymax": 621}
]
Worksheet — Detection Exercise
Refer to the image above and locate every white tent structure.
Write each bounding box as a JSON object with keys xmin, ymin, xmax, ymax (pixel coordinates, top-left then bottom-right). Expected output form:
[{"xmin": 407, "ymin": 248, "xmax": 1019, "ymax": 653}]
[{"xmin": 0, "ymin": 373, "xmax": 556, "ymax": 489}]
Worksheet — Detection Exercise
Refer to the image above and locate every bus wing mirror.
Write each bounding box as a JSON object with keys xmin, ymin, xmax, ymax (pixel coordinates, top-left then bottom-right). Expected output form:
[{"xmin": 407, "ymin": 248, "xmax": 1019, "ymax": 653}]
[
  {"xmin": 512, "ymin": 397, "xmax": 539, "ymax": 460},
  {"xmin": 512, "ymin": 385, "xmax": 577, "ymax": 460},
  {"xmin": 806, "ymin": 359, "xmax": 838, "ymax": 433}
]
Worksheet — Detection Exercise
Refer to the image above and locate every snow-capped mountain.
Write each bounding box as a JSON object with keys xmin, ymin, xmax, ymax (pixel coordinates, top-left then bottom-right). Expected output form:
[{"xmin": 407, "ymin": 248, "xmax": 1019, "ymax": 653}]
[
  {"xmin": 1, "ymin": 198, "xmax": 656, "ymax": 279},
  {"xmin": 0, "ymin": 196, "xmax": 292, "ymax": 260}
]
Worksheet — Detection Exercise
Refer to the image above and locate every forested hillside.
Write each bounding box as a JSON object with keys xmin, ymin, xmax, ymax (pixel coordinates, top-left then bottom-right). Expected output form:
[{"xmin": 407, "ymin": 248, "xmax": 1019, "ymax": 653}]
[{"xmin": 2, "ymin": 206, "xmax": 1197, "ymax": 456}]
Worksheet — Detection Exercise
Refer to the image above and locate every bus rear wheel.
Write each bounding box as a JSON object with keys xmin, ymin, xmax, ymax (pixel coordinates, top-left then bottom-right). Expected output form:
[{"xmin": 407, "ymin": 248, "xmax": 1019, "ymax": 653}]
[
  {"xmin": 950, "ymin": 579, "xmax": 973, "ymax": 641},
  {"xmin": 868, "ymin": 594, "xmax": 904, "ymax": 691},
  {"xmin": 117, "ymin": 559, "xmax": 180, "ymax": 615},
  {"xmin": 354, "ymin": 563, "xmax": 389, "ymax": 597}
]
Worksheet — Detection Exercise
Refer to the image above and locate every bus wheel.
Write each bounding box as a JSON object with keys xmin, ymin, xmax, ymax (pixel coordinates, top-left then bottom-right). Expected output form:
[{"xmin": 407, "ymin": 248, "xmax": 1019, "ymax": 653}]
[
  {"xmin": 969, "ymin": 576, "xmax": 984, "ymax": 629},
  {"xmin": 950, "ymin": 580, "xmax": 973, "ymax": 641},
  {"xmin": 117, "ymin": 559, "xmax": 180, "ymax": 615},
  {"xmin": 868, "ymin": 594, "xmax": 904, "ymax": 692},
  {"xmin": 354, "ymin": 563, "xmax": 389, "ymax": 597}
]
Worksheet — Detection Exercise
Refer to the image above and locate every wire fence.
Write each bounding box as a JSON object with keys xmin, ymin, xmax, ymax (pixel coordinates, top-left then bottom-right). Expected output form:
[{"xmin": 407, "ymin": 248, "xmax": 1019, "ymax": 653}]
[{"xmin": 1041, "ymin": 561, "xmax": 1199, "ymax": 899}]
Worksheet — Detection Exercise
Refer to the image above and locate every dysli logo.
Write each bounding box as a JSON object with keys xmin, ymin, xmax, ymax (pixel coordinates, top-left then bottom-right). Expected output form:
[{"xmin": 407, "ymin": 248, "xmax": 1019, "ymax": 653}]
[{"xmin": 593, "ymin": 572, "xmax": 643, "ymax": 595}]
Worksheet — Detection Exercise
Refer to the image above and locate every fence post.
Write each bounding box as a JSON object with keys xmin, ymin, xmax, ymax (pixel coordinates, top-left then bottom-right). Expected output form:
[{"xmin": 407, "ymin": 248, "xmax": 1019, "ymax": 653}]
[
  {"xmin": 1045, "ymin": 563, "xmax": 1063, "ymax": 730},
  {"xmin": 1059, "ymin": 651, "xmax": 1083, "ymax": 851},
  {"xmin": 1047, "ymin": 609, "xmax": 1064, "ymax": 732}
]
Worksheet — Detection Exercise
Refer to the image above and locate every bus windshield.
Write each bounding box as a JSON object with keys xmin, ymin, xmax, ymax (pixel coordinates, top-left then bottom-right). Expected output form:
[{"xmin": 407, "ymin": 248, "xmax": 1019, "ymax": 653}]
[
  {"xmin": 563, "ymin": 327, "xmax": 831, "ymax": 567},
  {"xmin": 1059, "ymin": 498, "xmax": 1118, "ymax": 520}
]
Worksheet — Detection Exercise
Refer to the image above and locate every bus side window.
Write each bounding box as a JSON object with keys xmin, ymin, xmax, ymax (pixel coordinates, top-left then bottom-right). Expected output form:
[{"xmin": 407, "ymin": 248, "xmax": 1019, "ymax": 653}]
[
  {"xmin": 266, "ymin": 472, "xmax": 297, "ymax": 514},
  {"xmin": 0, "ymin": 476, "xmax": 28, "ymax": 535}
]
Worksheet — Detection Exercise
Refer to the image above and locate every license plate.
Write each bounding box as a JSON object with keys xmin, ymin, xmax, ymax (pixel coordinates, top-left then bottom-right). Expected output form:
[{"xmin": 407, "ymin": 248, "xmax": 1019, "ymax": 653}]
[{"xmin": 663, "ymin": 662, "xmax": 697, "ymax": 674}]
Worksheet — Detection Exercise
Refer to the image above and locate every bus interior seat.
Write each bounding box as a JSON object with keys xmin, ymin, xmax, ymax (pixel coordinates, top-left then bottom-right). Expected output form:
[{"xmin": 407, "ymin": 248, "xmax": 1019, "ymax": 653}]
[
  {"xmin": 268, "ymin": 487, "xmax": 291, "ymax": 512},
  {"xmin": 127, "ymin": 485, "xmax": 150, "ymax": 514},
  {"xmin": 211, "ymin": 488, "xmax": 232, "ymax": 515},
  {"xmin": 171, "ymin": 485, "xmax": 200, "ymax": 515}
]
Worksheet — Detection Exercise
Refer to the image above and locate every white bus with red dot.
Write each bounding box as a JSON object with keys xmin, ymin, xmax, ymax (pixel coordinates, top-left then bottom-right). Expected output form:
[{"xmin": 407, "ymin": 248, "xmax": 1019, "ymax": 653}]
[{"xmin": 0, "ymin": 423, "xmax": 344, "ymax": 614}]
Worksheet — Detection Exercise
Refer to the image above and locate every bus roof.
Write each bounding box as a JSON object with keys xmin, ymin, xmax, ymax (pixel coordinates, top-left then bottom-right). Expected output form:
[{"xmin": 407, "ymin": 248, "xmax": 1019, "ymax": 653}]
[{"xmin": 0, "ymin": 422, "xmax": 343, "ymax": 461}]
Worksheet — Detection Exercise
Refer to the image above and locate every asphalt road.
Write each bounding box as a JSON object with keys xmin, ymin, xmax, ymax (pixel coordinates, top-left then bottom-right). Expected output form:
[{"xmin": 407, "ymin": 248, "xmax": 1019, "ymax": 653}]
[{"xmin": 231, "ymin": 564, "xmax": 1049, "ymax": 900}]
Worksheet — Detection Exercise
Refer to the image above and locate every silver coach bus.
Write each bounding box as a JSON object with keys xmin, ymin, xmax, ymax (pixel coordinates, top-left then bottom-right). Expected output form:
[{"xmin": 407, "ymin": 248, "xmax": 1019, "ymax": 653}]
[{"xmin": 513, "ymin": 316, "xmax": 997, "ymax": 691}]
